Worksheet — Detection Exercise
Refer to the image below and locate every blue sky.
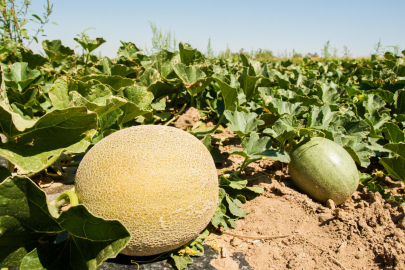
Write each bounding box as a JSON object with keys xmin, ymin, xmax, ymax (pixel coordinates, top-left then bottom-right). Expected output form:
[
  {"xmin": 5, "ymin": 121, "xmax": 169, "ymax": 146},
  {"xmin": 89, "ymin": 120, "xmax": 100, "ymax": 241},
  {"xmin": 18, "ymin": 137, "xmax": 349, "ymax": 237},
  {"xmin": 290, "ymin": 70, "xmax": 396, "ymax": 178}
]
[{"xmin": 26, "ymin": 0, "xmax": 404, "ymax": 58}]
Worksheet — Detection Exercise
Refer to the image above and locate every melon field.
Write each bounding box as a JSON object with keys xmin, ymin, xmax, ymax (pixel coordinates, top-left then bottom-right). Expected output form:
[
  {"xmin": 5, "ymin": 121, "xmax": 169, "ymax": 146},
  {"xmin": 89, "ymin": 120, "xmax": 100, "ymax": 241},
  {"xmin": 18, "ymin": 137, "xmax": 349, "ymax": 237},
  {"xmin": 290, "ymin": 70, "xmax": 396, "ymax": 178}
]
[{"xmin": 0, "ymin": 37, "xmax": 405, "ymax": 270}]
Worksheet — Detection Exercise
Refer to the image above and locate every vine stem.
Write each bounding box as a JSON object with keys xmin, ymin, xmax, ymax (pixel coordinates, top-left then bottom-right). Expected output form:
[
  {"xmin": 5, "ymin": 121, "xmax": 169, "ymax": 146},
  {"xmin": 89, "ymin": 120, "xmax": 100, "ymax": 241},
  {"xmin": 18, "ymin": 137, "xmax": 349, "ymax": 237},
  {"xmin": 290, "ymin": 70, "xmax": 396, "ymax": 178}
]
[
  {"xmin": 48, "ymin": 190, "xmax": 79, "ymax": 218},
  {"xmin": 164, "ymin": 103, "xmax": 187, "ymax": 126},
  {"xmin": 196, "ymin": 136, "xmax": 239, "ymax": 141},
  {"xmin": 192, "ymin": 114, "xmax": 225, "ymax": 135},
  {"xmin": 236, "ymin": 157, "xmax": 250, "ymax": 176}
]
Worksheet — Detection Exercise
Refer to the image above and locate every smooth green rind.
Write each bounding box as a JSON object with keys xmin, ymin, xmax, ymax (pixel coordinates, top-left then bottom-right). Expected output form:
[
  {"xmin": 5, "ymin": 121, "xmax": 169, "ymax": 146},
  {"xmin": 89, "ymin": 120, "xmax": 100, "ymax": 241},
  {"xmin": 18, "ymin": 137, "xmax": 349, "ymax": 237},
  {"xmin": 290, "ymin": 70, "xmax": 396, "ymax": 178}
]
[{"xmin": 289, "ymin": 137, "xmax": 359, "ymax": 205}]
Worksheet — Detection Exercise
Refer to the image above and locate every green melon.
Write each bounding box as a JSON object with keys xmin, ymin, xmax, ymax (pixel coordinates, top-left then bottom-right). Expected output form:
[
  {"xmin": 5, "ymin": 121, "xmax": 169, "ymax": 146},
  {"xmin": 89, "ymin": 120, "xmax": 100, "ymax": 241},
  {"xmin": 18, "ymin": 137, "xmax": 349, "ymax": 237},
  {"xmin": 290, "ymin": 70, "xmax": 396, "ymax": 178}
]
[{"xmin": 288, "ymin": 137, "xmax": 359, "ymax": 205}]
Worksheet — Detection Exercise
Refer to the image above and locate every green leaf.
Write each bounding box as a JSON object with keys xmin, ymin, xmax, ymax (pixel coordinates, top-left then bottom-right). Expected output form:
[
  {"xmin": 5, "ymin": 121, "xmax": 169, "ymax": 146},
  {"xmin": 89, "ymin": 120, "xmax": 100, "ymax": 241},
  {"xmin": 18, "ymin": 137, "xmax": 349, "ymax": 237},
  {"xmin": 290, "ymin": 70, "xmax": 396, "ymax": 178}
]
[
  {"xmin": 384, "ymin": 143, "xmax": 405, "ymax": 159},
  {"xmin": 116, "ymin": 86, "xmax": 154, "ymax": 125},
  {"xmin": 224, "ymin": 110, "xmax": 264, "ymax": 138},
  {"xmin": 79, "ymin": 75, "xmax": 134, "ymax": 91},
  {"xmin": 136, "ymin": 68, "xmax": 160, "ymax": 87},
  {"xmin": 0, "ymin": 176, "xmax": 63, "ymax": 266},
  {"xmin": 42, "ymin": 40, "xmax": 74, "ymax": 61},
  {"xmin": 69, "ymin": 79, "xmax": 127, "ymax": 117},
  {"xmin": 21, "ymin": 205, "xmax": 130, "ymax": 270},
  {"xmin": 213, "ymin": 78, "xmax": 238, "ymax": 111},
  {"xmin": 0, "ymin": 176, "xmax": 130, "ymax": 269},
  {"xmin": 383, "ymin": 123, "xmax": 405, "ymax": 143},
  {"xmin": 307, "ymin": 104, "xmax": 339, "ymax": 128},
  {"xmin": 380, "ymin": 156, "xmax": 405, "ymax": 181},
  {"xmin": 171, "ymin": 253, "xmax": 193, "ymax": 270},
  {"xmin": 342, "ymin": 140, "xmax": 375, "ymax": 167},
  {"xmin": 151, "ymin": 49, "xmax": 180, "ymax": 79},
  {"xmin": 267, "ymin": 98, "xmax": 308, "ymax": 116},
  {"xmin": 173, "ymin": 63, "xmax": 206, "ymax": 84},
  {"xmin": 201, "ymin": 135, "xmax": 223, "ymax": 163},
  {"xmin": 0, "ymin": 107, "xmax": 97, "ymax": 173},
  {"xmin": 219, "ymin": 176, "xmax": 248, "ymax": 190},
  {"xmin": 342, "ymin": 120, "xmax": 370, "ymax": 138},
  {"xmin": 394, "ymin": 90, "xmax": 405, "ymax": 115},
  {"xmin": 48, "ymin": 77, "xmax": 69, "ymax": 109},
  {"xmin": 263, "ymin": 115, "xmax": 301, "ymax": 146},
  {"xmin": 225, "ymin": 195, "xmax": 247, "ymax": 217},
  {"xmin": 6, "ymin": 87, "xmax": 38, "ymax": 106},
  {"xmin": 74, "ymin": 37, "xmax": 106, "ymax": 53},
  {"xmin": 117, "ymin": 41, "xmax": 142, "ymax": 59},
  {"xmin": 3, "ymin": 62, "xmax": 41, "ymax": 91},
  {"xmin": 179, "ymin": 43, "xmax": 205, "ymax": 66},
  {"xmin": 0, "ymin": 167, "xmax": 11, "ymax": 183},
  {"xmin": 238, "ymin": 67, "xmax": 261, "ymax": 101},
  {"xmin": 231, "ymin": 132, "xmax": 289, "ymax": 162},
  {"xmin": 315, "ymin": 81, "xmax": 340, "ymax": 104}
]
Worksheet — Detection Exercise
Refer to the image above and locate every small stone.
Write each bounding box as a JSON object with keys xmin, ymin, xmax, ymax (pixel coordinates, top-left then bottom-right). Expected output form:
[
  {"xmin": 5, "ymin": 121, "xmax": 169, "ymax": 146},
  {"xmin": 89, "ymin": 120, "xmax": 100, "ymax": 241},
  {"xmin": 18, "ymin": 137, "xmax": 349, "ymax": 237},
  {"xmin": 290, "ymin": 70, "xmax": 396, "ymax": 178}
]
[
  {"xmin": 221, "ymin": 247, "xmax": 228, "ymax": 258},
  {"xmin": 318, "ymin": 213, "xmax": 332, "ymax": 223},
  {"xmin": 326, "ymin": 199, "xmax": 336, "ymax": 211}
]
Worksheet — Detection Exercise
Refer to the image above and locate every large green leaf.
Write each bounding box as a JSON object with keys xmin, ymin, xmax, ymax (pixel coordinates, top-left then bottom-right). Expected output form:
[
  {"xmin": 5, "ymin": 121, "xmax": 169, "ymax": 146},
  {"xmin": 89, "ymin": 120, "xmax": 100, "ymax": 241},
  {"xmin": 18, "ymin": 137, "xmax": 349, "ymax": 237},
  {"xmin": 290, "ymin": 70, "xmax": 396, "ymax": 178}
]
[
  {"xmin": 384, "ymin": 143, "xmax": 405, "ymax": 159},
  {"xmin": 68, "ymin": 79, "xmax": 127, "ymax": 117},
  {"xmin": 380, "ymin": 157, "xmax": 405, "ymax": 182},
  {"xmin": 0, "ymin": 107, "xmax": 97, "ymax": 173},
  {"xmin": 315, "ymin": 81, "xmax": 340, "ymax": 104},
  {"xmin": 117, "ymin": 41, "xmax": 141, "ymax": 58},
  {"xmin": 6, "ymin": 87, "xmax": 38, "ymax": 107},
  {"xmin": 178, "ymin": 43, "xmax": 205, "ymax": 66},
  {"xmin": 266, "ymin": 98, "xmax": 308, "ymax": 116},
  {"xmin": 224, "ymin": 110, "xmax": 264, "ymax": 138},
  {"xmin": 0, "ymin": 176, "xmax": 130, "ymax": 269},
  {"xmin": 48, "ymin": 77, "xmax": 69, "ymax": 110},
  {"xmin": 213, "ymin": 78, "xmax": 238, "ymax": 111},
  {"xmin": 151, "ymin": 49, "xmax": 180, "ymax": 79},
  {"xmin": 79, "ymin": 75, "xmax": 134, "ymax": 91},
  {"xmin": 117, "ymin": 41, "xmax": 142, "ymax": 59},
  {"xmin": 116, "ymin": 86, "xmax": 154, "ymax": 125},
  {"xmin": 74, "ymin": 37, "xmax": 106, "ymax": 53},
  {"xmin": 383, "ymin": 123, "xmax": 405, "ymax": 143},
  {"xmin": 231, "ymin": 132, "xmax": 290, "ymax": 162},
  {"xmin": 394, "ymin": 90, "xmax": 405, "ymax": 115},
  {"xmin": 173, "ymin": 63, "xmax": 206, "ymax": 84},
  {"xmin": 42, "ymin": 40, "xmax": 75, "ymax": 61},
  {"xmin": 3, "ymin": 62, "xmax": 41, "ymax": 91},
  {"xmin": 238, "ymin": 67, "xmax": 261, "ymax": 101},
  {"xmin": 136, "ymin": 68, "xmax": 160, "ymax": 87},
  {"xmin": 263, "ymin": 115, "xmax": 303, "ymax": 146},
  {"xmin": 342, "ymin": 139, "xmax": 375, "ymax": 168},
  {"xmin": 0, "ymin": 176, "xmax": 62, "ymax": 266},
  {"xmin": 201, "ymin": 135, "xmax": 223, "ymax": 163},
  {"xmin": 307, "ymin": 104, "xmax": 340, "ymax": 128}
]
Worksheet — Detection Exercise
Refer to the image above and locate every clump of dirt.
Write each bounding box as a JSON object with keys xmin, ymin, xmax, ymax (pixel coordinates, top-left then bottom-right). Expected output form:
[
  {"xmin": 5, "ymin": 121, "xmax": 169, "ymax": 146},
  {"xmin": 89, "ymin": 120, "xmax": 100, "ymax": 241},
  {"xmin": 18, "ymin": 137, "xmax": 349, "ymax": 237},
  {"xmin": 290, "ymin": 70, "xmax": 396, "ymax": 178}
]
[
  {"xmin": 207, "ymin": 132, "xmax": 405, "ymax": 270},
  {"xmin": 174, "ymin": 107, "xmax": 200, "ymax": 130}
]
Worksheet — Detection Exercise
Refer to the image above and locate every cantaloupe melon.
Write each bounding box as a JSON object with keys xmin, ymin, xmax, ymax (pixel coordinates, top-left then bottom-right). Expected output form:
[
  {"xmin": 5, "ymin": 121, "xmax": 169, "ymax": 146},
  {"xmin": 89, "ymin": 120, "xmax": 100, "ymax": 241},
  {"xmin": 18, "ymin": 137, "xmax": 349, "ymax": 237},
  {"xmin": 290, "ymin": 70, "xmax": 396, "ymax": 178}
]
[
  {"xmin": 288, "ymin": 137, "xmax": 359, "ymax": 205},
  {"xmin": 74, "ymin": 125, "xmax": 218, "ymax": 256}
]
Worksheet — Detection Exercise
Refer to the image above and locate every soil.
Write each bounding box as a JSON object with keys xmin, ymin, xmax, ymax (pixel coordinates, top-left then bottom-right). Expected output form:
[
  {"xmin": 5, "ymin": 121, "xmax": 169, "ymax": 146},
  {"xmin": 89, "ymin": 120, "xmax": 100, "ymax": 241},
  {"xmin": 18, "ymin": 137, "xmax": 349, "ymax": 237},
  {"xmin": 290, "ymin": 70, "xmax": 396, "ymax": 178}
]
[{"xmin": 35, "ymin": 127, "xmax": 405, "ymax": 270}]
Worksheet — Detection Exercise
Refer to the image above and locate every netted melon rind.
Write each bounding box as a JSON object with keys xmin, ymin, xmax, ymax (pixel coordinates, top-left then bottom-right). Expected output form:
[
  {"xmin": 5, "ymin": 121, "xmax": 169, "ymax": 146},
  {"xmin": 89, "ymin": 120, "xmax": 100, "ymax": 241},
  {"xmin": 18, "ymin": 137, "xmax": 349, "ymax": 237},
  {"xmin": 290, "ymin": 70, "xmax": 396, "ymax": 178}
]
[{"xmin": 74, "ymin": 125, "xmax": 218, "ymax": 256}]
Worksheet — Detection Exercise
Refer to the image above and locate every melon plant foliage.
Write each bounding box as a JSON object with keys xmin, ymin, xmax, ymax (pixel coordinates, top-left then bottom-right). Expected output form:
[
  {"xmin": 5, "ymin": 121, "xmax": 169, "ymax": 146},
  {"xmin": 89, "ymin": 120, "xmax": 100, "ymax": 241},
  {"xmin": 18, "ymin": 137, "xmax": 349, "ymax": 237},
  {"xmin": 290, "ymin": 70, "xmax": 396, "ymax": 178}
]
[{"xmin": 0, "ymin": 36, "xmax": 405, "ymax": 269}]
